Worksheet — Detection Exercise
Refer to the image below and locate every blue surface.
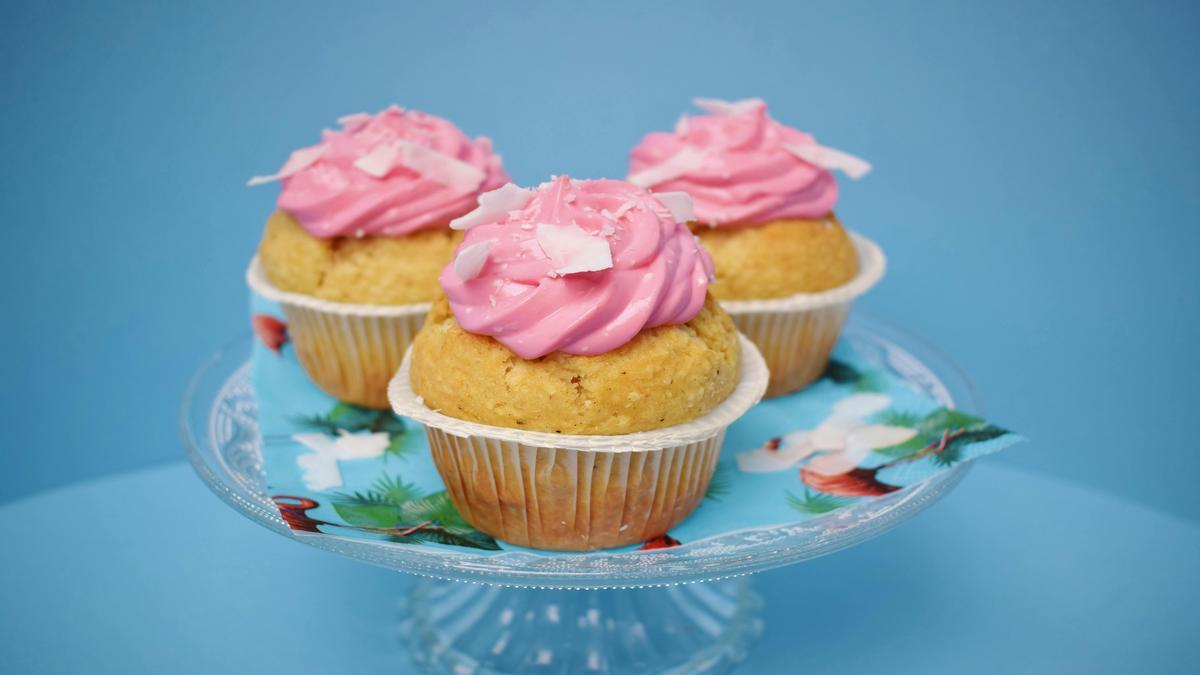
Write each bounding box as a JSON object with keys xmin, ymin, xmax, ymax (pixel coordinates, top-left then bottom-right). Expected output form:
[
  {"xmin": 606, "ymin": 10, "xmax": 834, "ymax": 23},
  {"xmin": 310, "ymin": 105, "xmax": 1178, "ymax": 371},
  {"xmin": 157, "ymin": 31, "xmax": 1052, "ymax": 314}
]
[
  {"xmin": 1, "ymin": 461, "xmax": 1195, "ymax": 673},
  {"xmin": 2, "ymin": 1, "xmax": 1197, "ymax": 519}
]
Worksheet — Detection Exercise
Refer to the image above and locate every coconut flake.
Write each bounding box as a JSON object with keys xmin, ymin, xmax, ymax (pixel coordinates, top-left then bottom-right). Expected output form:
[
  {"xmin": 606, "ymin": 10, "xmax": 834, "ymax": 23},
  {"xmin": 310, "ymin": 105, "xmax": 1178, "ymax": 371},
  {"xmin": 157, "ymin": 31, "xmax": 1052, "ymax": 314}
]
[
  {"xmin": 353, "ymin": 143, "xmax": 400, "ymax": 178},
  {"xmin": 692, "ymin": 97, "xmax": 765, "ymax": 115},
  {"xmin": 351, "ymin": 139, "xmax": 487, "ymax": 189},
  {"xmin": 246, "ymin": 144, "xmax": 326, "ymax": 186},
  {"xmin": 785, "ymin": 143, "xmax": 872, "ymax": 179},
  {"xmin": 337, "ymin": 112, "xmax": 372, "ymax": 127},
  {"xmin": 453, "ymin": 239, "xmax": 494, "ymax": 281},
  {"xmin": 653, "ymin": 191, "xmax": 695, "ymax": 224},
  {"xmin": 627, "ymin": 146, "xmax": 706, "ymax": 188},
  {"xmin": 535, "ymin": 223, "xmax": 613, "ymax": 275},
  {"xmin": 392, "ymin": 139, "xmax": 486, "ymax": 191},
  {"xmin": 451, "ymin": 183, "xmax": 534, "ymax": 230}
]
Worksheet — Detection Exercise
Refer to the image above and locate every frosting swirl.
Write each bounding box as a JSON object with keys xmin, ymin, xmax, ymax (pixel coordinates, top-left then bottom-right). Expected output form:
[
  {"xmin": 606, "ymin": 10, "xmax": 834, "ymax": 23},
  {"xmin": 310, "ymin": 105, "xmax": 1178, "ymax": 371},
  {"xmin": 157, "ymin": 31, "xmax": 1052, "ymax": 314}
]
[
  {"xmin": 440, "ymin": 177, "xmax": 714, "ymax": 359},
  {"xmin": 249, "ymin": 105, "xmax": 508, "ymax": 238},
  {"xmin": 628, "ymin": 98, "xmax": 869, "ymax": 227}
]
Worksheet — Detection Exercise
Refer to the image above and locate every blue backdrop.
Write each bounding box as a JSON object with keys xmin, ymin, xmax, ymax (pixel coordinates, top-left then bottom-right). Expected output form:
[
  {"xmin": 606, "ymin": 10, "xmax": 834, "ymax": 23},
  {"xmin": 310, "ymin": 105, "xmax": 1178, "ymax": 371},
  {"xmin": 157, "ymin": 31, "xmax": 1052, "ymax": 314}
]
[{"xmin": 2, "ymin": 0, "xmax": 1197, "ymax": 523}]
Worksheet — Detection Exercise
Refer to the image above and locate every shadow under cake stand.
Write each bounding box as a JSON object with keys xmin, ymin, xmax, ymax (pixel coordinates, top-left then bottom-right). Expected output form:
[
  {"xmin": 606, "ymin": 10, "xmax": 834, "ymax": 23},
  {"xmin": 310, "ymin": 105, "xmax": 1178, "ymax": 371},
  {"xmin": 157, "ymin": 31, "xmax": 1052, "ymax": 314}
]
[{"xmin": 182, "ymin": 316, "xmax": 976, "ymax": 675}]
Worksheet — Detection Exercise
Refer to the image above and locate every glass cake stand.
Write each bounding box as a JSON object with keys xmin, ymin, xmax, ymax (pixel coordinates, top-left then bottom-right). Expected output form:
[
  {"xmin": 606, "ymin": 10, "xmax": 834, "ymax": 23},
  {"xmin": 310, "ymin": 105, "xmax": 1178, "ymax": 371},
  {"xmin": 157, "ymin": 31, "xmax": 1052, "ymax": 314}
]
[{"xmin": 182, "ymin": 315, "xmax": 977, "ymax": 674}]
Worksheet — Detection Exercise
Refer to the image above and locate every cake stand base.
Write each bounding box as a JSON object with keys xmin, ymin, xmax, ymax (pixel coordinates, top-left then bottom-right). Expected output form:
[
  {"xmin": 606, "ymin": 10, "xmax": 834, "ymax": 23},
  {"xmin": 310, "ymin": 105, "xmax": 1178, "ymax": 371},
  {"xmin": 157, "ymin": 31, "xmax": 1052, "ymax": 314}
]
[{"xmin": 401, "ymin": 578, "xmax": 763, "ymax": 674}]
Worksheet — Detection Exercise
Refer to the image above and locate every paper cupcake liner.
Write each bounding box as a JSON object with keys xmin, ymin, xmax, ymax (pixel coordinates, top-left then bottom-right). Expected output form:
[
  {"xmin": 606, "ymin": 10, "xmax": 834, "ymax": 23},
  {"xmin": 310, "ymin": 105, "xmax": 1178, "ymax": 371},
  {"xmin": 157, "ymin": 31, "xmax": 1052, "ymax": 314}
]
[
  {"xmin": 246, "ymin": 257, "xmax": 429, "ymax": 409},
  {"xmin": 426, "ymin": 431, "xmax": 724, "ymax": 550},
  {"xmin": 388, "ymin": 335, "xmax": 769, "ymax": 551},
  {"xmin": 721, "ymin": 232, "xmax": 885, "ymax": 398}
]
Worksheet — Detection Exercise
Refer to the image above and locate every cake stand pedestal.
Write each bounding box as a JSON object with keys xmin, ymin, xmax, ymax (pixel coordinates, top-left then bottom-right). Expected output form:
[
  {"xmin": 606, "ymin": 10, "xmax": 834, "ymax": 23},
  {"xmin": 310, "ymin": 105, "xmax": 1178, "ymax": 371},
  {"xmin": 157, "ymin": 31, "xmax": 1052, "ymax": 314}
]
[
  {"xmin": 182, "ymin": 316, "xmax": 975, "ymax": 674},
  {"xmin": 402, "ymin": 579, "xmax": 760, "ymax": 674}
]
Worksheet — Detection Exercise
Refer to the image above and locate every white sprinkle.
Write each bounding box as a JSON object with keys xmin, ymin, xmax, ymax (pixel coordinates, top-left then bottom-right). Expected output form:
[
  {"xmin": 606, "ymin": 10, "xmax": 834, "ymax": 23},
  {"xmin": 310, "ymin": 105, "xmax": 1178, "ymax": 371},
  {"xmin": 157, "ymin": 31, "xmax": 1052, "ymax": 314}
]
[{"xmin": 355, "ymin": 228, "xmax": 366, "ymax": 238}]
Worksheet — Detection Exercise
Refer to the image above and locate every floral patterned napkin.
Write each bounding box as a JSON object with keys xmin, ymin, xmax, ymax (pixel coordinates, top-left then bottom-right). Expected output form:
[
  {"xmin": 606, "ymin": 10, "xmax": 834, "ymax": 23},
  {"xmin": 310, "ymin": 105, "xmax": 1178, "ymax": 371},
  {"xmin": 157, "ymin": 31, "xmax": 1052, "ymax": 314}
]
[{"xmin": 251, "ymin": 293, "xmax": 1023, "ymax": 554}]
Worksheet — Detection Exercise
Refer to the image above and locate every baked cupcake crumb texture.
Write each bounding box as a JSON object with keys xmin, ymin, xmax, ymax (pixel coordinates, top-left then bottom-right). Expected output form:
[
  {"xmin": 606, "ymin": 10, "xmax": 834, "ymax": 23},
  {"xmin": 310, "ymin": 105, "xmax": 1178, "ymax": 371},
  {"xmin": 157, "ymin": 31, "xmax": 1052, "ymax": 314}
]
[
  {"xmin": 410, "ymin": 294, "xmax": 739, "ymax": 435},
  {"xmin": 696, "ymin": 215, "xmax": 859, "ymax": 299},
  {"xmin": 258, "ymin": 210, "xmax": 461, "ymax": 305}
]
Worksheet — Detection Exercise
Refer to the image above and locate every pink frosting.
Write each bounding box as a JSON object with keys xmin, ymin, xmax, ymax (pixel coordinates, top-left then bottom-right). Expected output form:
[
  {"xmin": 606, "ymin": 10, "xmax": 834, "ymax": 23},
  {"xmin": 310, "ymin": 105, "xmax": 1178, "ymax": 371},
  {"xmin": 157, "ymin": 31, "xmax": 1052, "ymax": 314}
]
[
  {"xmin": 254, "ymin": 105, "xmax": 508, "ymax": 238},
  {"xmin": 628, "ymin": 99, "xmax": 845, "ymax": 227},
  {"xmin": 440, "ymin": 177, "xmax": 714, "ymax": 359}
]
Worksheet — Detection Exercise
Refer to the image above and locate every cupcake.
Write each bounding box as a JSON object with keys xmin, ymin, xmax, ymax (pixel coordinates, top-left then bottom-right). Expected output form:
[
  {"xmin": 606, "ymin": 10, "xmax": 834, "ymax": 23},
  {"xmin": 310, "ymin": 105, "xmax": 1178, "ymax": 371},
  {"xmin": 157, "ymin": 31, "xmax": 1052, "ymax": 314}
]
[
  {"xmin": 629, "ymin": 98, "xmax": 885, "ymax": 397},
  {"xmin": 389, "ymin": 176, "xmax": 768, "ymax": 550},
  {"xmin": 244, "ymin": 105, "xmax": 509, "ymax": 407}
]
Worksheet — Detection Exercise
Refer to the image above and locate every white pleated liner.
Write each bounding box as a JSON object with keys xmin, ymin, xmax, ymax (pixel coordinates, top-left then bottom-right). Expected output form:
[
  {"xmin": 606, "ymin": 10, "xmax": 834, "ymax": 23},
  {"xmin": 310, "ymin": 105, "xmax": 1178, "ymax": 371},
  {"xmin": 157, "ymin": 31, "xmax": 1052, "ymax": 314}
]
[
  {"xmin": 246, "ymin": 257, "xmax": 429, "ymax": 408},
  {"xmin": 426, "ymin": 430, "xmax": 724, "ymax": 550},
  {"xmin": 731, "ymin": 303, "xmax": 850, "ymax": 397},
  {"xmin": 388, "ymin": 334, "xmax": 768, "ymax": 550},
  {"xmin": 721, "ymin": 232, "xmax": 885, "ymax": 397}
]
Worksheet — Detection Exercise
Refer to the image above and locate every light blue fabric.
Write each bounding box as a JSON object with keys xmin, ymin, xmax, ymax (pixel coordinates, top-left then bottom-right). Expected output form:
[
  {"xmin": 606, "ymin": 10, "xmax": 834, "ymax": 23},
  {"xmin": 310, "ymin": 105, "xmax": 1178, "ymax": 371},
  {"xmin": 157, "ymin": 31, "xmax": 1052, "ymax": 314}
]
[{"xmin": 3, "ymin": 462, "xmax": 1196, "ymax": 674}]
